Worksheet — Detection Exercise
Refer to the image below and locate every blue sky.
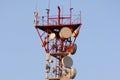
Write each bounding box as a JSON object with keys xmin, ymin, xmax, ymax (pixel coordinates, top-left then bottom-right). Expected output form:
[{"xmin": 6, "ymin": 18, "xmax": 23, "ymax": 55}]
[{"xmin": 0, "ymin": 0, "xmax": 120, "ymax": 80}]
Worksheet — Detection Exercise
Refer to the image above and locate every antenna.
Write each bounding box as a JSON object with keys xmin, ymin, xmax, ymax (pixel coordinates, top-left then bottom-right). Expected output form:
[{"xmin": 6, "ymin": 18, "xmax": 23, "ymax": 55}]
[
  {"xmin": 48, "ymin": 0, "xmax": 50, "ymax": 9},
  {"xmin": 70, "ymin": 0, "xmax": 71, "ymax": 8},
  {"xmin": 34, "ymin": 0, "xmax": 82, "ymax": 80}
]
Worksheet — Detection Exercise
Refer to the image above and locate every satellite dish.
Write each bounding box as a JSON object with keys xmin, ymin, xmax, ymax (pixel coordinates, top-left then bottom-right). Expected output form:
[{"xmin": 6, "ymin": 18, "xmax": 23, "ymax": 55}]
[
  {"xmin": 34, "ymin": 11, "xmax": 38, "ymax": 17},
  {"xmin": 52, "ymin": 67, "xmax": 56, "ymax": 73},
  {"xmin": 71, "ymin": 43, "xmax": 77, "ymax": 55},
  {"xmin": 62, "ymin": 56, "xmax": 73, "ymax": 68},
  {"xmin": 46, "ymin": 64, "xmax": 50, "ymax": 73},
  {"xmin": 67, "ymin": 43, "xmax": 77, "ymax": 55},
  {"xmin": 59, "ymin": 27, "xmax": 72, "ymax": 38},
  {"xmin": 60, "ymin": 75, "xmax": 69, "ymax": 80},
  {"xmin": 49, "ymin": 58, "xmax": 53, "ymax": 63},
  {"xmin": 50, "ymin": 33, "xmax": 56, "ymax": 39},
  {"xmin": 69, "ymin": 68, "xmax": 77, "ymax": 79},
  {"xmin": 46, "ymin": 64, "xmax": 50, "ymax": 69},
  {"xmin": 71, "ymin": 28, "xmax": 79, "ymax": 37}
]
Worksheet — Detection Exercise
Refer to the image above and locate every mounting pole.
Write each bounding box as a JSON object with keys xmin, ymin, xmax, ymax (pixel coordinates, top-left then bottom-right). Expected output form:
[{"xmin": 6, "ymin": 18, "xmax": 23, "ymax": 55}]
[
  {"xmin": 46, "ymin": 9, "xmax": 50, "ymax": 25},
  {"xmin": 70, "ymin": 8, "xmax": 73, "ymax": 24},
  {"xmin": 58, "ymin": 6, "xmax": 61, "ymax": 25}
]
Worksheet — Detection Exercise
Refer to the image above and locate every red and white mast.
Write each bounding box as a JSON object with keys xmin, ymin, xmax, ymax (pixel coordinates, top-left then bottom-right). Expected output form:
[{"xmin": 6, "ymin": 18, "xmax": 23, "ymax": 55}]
[{"xmin": 34, "ymin": 0, "xmax": 82, "ymax": 80}]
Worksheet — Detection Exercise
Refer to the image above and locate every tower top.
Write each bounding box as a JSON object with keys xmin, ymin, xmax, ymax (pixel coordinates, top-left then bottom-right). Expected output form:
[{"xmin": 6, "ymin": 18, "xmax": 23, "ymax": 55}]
[{"xmin": 34, "ymin": 0, "xmax": 82, "ymax": 80}]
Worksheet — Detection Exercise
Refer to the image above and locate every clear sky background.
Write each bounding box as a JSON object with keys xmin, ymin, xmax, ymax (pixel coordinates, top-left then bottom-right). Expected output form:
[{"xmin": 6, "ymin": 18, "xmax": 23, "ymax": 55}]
[{"xmin": 0, "ymin": 0, "xmax": 120, "ymax": 80}]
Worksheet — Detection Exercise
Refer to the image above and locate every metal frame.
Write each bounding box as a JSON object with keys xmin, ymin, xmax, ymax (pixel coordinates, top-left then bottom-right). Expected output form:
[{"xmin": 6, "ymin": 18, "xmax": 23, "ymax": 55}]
[{"xmin": 34, "ymin": 1, "xmax": 82, "ymax": 80}]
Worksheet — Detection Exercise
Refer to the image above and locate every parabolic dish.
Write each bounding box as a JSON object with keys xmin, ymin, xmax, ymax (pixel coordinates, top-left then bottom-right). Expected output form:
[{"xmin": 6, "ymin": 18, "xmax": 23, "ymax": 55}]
[
  {"xmin": 71, "ymin": 28, "xmax": 79, "ymax": 37},
  {"xmin": 71, "ymin": 43, "xmax": 77, "ymax": 55},
  {"xmin": 50, "ymin": 33, "xmax": 56, "ymax": 39},
  {"xmin": 59, "ymin": 27, "xmax": 72, "ymax": 38},
  {"xmin": 62, "ymin": 56, "xmax": 73, "ymax": 68},
  {"xmin": 70, "ymin": 68, "xmax": 77, "ymax": 79}
]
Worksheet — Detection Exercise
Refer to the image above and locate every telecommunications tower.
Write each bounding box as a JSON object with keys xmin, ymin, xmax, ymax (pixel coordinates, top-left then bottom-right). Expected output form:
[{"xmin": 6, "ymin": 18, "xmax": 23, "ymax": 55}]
[{"xmin": 34, "ymin": 0, "xmax": 82, "ymax": 80}]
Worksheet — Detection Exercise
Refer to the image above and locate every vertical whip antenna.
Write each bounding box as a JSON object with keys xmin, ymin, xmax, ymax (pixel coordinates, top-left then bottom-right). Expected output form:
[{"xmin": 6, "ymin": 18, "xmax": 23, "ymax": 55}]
[
  {"xmin": 48, "ymin": 0, "xmax": 50, "ymax": 9},
  {"xmin": 70, "ymin": 0, "xmax": 71, "ymax": 8},
  {"xmin": 35, "ymin": 0, "xmax": 38, "ymax": 11},
  {"xmin": 80, "ymin": 11, "xmax": 82, "ymax": 24}
]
